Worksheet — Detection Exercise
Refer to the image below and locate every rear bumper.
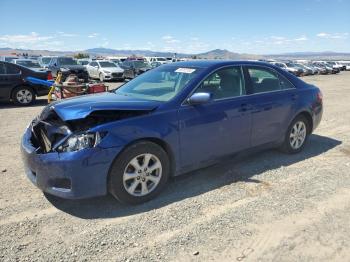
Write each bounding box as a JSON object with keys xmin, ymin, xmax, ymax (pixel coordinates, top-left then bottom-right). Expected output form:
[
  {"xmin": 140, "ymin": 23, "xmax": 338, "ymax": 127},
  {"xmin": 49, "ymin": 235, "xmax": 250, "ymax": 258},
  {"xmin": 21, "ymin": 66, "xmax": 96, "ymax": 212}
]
[
  {"xmin": 312, "ymin": 103, "xmax": 323, "ymax": 132},
  {"xmin": 21, "ymin": 126, "xmax": 122, "ymax": 199}
]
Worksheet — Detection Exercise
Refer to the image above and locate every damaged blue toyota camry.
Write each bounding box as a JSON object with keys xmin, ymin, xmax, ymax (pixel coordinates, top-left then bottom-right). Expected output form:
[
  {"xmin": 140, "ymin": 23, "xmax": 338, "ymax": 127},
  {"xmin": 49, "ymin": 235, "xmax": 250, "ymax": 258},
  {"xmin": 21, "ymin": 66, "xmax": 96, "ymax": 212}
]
[{"xmin": 21, "ymin": 60, "xmax": 323, "ymax": 204}]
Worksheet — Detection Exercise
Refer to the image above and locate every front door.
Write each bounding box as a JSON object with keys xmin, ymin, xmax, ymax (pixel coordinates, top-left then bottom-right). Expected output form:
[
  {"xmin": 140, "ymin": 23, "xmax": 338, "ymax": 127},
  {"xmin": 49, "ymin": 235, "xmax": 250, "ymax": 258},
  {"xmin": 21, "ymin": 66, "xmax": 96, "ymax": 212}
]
[{"xmin": 178, "ymin": 66, "xmax": 252, "ymax": 171}]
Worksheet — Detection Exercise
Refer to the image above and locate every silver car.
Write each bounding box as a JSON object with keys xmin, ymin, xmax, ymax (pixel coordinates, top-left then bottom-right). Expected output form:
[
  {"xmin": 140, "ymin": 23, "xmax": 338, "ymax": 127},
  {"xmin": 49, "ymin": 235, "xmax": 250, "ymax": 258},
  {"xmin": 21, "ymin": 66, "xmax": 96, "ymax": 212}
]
[{"xmin": 86, "ymin": 60, "xmax": 124, "ymax": 81}]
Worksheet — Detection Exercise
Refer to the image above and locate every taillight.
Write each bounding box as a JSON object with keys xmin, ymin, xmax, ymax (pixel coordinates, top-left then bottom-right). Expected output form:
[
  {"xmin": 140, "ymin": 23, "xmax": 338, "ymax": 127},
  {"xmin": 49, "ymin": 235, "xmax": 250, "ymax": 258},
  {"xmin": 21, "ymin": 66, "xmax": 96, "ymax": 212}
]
[
  {"xmin": 317, "ymin": 91, "xmax": 323, "ymax": 103},
  {"xmin": 47, "ymin": 71, "xmax": 53, "ymax": 81}
]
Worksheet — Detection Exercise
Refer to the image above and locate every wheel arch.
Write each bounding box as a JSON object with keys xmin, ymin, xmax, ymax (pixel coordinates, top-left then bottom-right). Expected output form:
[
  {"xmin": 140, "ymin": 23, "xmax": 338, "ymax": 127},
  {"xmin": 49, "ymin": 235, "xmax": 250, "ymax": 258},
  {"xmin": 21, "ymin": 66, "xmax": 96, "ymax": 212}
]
[
  {"xmin": 106, "ymin": 137, "xmax": 176, "ymax": 191},
  {"xmin": 292, "ymin": 110, "xmax": 313, "ymax": 134}
]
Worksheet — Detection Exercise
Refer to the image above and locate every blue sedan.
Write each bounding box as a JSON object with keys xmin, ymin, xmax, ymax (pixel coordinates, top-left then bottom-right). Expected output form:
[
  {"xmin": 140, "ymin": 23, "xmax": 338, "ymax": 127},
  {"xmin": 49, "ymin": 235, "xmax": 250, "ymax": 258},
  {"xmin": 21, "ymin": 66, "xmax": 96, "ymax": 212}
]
[{"xmin": 21, "ymin": 60, "xmax": 323, "ymax": 204}]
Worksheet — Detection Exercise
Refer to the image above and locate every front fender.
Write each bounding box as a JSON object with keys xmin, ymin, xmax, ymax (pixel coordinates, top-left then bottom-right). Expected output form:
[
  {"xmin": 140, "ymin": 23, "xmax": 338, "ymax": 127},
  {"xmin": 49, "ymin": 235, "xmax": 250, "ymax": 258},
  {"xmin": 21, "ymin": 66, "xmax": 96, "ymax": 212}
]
[{"xmin": 91, "ymin": 110, "xmax": 180, "ymax": 170}]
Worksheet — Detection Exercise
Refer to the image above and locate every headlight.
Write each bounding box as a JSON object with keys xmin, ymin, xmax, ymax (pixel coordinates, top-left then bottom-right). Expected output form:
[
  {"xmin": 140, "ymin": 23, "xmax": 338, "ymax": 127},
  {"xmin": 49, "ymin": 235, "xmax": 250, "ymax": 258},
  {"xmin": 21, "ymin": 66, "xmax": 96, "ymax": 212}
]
[
  {"xmin": 57, "ymin": 132, "xmax": 103, "ymax": 153},
  {"xmin": 103, "ymin": 70, "xmax": 111, "ymax": 74}
]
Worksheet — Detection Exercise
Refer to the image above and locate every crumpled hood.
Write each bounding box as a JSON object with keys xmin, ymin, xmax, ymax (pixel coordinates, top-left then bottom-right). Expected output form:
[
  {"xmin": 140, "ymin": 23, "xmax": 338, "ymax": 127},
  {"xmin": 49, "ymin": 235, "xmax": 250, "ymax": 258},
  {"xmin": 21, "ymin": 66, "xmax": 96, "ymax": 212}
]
[{"xmin": 50, "ymin": 92, "xmax": 161, "ymax": 121}]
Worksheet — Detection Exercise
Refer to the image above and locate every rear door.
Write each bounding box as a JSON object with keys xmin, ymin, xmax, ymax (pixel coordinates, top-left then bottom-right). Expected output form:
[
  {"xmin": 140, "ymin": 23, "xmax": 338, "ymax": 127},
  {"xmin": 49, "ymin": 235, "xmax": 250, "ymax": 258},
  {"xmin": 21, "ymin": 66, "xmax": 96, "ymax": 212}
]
[
  {"xmin": 0, "ymin": 62, "xmax": 11, "ymax": 101},
  {"xmin": 244, "ymin": 65, "xmax": 297, "ymax": 146},
  {"xmin": 0, "ymin": 63, "xmax": 22, "ymax": 101}
]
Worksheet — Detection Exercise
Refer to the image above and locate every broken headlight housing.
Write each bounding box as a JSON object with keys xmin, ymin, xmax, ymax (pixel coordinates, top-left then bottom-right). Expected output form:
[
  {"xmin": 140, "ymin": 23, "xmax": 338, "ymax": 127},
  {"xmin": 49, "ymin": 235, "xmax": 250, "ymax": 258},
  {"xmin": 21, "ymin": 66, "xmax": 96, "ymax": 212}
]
[{"xmin": 57, "ymin": 132, "xmax": 103, "ymax": 153}]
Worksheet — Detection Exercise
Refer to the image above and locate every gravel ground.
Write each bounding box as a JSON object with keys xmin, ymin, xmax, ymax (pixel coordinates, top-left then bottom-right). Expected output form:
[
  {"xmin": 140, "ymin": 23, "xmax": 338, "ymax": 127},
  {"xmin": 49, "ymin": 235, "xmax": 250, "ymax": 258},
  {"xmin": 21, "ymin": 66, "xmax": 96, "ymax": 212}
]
[{"xmin": 0, "ymin": 73, "xmax": 349, "ymax": 261}]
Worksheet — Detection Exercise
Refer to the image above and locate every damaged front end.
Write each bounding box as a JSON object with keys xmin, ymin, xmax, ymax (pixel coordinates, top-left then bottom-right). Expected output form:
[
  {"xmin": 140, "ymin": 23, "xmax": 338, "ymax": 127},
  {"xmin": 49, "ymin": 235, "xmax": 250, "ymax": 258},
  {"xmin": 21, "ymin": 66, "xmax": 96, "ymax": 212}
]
[{"xmin": 30, "ymin": 106, "xmax": 151, "ymax": 154}]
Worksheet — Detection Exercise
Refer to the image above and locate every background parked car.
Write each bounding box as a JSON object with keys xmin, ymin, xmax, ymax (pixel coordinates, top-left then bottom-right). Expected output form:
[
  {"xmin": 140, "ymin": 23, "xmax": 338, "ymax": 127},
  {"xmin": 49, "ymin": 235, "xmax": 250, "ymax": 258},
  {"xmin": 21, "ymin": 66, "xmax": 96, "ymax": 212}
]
[
  {"xmin": 47, "ymin": 56, "xmax": 89, "ymax": 81},
  {"xmin": 147, "ymin": 57, "xmax": 168, "ymax": 64},
  {"xmin": 0, "ymin": 61, "xmax": 51, "ymax": 105},
  {"xmin": 0, "ymin": 56, "xmax": 19, "ymax": 62},
  {"xmin": 121, "ymin": 60, "xmax": 152, "ymax": 79},
  {"xmin": 77, "ymin": 59, "xmax": 91, "ymax": 68},
  {"xmin": 12, "ymin": 59, "xmax": 45, "ymax": 71},
  {"xmin": 327, "ymin": 61, "xmax": 344, "ymax": 71},
  {"xmin": 38, "ymin": 56, "xmax": 52, "ymax": 68},
  {"xmin": 270, "ymin": 62, "xmax": 303, "ymax": 76},
  {"xmin": 86, "ymin": 60, "xmax": 124, "ymax": 81},
  {"xmin": 295, "ymin": 63, "xmax": 313, "ymax": 76}
]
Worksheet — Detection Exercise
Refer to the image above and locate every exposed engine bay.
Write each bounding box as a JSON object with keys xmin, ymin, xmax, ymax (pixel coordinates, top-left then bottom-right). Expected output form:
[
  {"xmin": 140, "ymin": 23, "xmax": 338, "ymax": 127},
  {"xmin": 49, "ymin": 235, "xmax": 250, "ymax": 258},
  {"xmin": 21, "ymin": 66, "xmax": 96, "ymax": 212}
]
[{"xmin": 30, "ymin": 107, "xmax": 150, "ymax": 153}]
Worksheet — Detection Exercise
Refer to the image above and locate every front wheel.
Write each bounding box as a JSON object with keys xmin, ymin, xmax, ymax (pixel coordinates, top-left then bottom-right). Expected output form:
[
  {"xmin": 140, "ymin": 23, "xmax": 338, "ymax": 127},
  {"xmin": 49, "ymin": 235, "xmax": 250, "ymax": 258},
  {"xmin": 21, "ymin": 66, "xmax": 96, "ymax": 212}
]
[
  {"xmin": 108, "ymin": 141, "xmax": 170, "ymax": 204},
  {"xmin": 280, "ymin": 115, "xmax": 309, "ymax": 154},
  {"xmin": 99, "ymin": 73, "xmax": 105, "ymax": 82}
]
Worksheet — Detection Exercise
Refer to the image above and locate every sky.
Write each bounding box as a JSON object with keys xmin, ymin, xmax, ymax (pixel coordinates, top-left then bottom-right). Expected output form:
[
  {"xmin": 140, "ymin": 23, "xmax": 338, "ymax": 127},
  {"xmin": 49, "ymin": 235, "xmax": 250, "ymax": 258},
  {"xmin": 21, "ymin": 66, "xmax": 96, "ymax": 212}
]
[{"xmin": 0, "ymin": 0, "xmax": 349, "ymax": 54}]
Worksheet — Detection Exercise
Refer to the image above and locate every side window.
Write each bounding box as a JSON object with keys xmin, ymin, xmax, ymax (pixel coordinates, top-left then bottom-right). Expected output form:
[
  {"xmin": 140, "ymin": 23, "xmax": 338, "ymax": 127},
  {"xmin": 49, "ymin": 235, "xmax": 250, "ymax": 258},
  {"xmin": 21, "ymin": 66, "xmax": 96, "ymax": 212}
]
[
  {"xmin": 5, "ymin": 64, "xmax": 20, "ymax": 74},
  {"xmin": 0, "ymin": 63, "xmax": 6, "ymax": 74},
  {"xmin": 195, "ymin": 67, "xmax": 245, "ymax": 100},
  {"xmin": 279, "ymin": 74, "xmax": 295, "ymax": 89},
  {"xmin": 247, "ymin": 67, "xmax": 281, "ymax": 94}
]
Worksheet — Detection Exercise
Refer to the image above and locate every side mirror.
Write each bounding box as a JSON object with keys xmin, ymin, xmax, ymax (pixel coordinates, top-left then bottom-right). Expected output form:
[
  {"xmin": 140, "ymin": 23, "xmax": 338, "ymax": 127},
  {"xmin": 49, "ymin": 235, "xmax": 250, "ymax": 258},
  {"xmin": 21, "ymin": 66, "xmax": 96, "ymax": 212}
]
[{"xmin": 187, "ymin": 92, "xmax": 211, "ymax": 105}]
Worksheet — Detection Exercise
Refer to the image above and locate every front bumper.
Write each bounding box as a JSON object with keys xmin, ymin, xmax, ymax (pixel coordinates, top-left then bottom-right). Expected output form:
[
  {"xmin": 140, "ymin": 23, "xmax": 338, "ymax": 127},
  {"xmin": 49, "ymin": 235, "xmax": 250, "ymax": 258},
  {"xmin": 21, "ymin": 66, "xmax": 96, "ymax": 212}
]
[{"xmin": 21, "ymin": 126, "xmax": 122, "ymax": 199}]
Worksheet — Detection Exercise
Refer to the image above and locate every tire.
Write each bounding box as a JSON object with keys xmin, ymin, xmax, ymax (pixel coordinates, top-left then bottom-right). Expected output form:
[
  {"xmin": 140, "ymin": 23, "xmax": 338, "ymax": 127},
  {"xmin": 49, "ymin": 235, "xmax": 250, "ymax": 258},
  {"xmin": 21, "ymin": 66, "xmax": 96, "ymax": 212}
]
[
  {"xmin": 99, "ymin": 73, "xmax": 104, "ymax": 82},
  {"xmin": 12, "ymin": 86, "xmax": 35, "ymax": 106},
  {"xmin": 280, "ymin": 115, "xmax": 310, "ymax": 154},
  {"xmin": 108, "ymin": 141, "xmax": 170, "ymax": 204}
]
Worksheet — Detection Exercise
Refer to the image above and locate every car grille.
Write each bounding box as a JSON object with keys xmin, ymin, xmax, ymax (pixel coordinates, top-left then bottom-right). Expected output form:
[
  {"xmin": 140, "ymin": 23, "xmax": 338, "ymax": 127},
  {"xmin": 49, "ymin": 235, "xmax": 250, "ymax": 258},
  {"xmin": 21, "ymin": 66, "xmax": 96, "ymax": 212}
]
[{"xmin": 112, "ymin": 73, "xmax": 123, "ymax": 78}]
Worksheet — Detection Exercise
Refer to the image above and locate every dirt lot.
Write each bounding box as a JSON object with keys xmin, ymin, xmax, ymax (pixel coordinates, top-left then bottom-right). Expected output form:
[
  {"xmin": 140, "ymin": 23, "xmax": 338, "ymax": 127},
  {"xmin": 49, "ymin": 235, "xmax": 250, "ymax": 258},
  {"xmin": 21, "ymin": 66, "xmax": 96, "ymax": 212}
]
[{"xmin": 0, "ymin": 72, "xmax": 350, "ymax": 261}]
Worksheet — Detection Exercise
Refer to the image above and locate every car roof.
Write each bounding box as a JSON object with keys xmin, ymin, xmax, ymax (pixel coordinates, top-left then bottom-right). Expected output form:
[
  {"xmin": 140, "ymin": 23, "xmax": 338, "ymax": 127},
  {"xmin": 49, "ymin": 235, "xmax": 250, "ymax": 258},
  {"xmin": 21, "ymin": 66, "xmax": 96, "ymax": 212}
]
[
  {"xmin": 163, "ymin": 60, "xmax": 275, "ymax": 68},
  {"xmin": 16, "ymin": 59, "xmax": 37, "ymax": 61}
]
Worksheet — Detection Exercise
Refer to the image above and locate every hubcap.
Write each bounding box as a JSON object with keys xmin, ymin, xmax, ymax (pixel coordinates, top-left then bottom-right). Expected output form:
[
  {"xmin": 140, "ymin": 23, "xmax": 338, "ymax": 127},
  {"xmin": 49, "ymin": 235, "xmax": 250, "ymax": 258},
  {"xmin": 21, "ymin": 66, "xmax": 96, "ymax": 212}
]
[
  {"xmin": 123, "ymin": 153, "xmax": 162, "ymax": 197},
  {"xmin": 16, "ymin": 89, "xmax": 33, "ymax": 104},
  {"xmin": 290, "ymin": 121, "xmax": 307, "ymax": 149}
]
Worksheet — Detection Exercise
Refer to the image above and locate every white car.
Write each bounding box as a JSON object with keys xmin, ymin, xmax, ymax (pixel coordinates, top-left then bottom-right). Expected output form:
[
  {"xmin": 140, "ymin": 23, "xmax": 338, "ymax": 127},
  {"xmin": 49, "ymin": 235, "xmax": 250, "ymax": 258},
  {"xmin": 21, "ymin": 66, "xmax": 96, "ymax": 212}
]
[
  {"xmin": 86, "ymin": 60, "xmax": 124, "ymax": 81},
  {"xmin": 147, "ymin": 57, "xmax": 168, "ymax": 64}
]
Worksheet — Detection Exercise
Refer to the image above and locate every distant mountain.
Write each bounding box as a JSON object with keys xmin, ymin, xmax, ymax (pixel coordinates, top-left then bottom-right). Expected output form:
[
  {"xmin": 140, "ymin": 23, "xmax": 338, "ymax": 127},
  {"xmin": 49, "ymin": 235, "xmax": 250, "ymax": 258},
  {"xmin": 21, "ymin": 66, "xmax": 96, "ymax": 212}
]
[
  {"xmin": 1, "ymin": 47, "xmax": 349, "ymax": 60},
  {"xmin": 85, "ymin": 48, "xmax": 189, "ymax": 58},
  {"xmin": 196, "ymin": 49, "xmax": 261, "ymax": 60},
  {"xmin": 268, "ymin": 51, "xmax": 350, "ymax": 59}
]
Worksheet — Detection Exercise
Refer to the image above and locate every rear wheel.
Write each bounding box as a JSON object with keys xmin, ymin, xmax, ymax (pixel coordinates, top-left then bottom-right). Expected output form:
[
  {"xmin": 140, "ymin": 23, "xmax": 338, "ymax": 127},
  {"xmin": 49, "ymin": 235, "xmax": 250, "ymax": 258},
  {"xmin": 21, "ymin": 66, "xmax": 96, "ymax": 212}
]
[
  {"xmin": 109, "ymin": 141, "xmax": 170, "ymax": 204},
  {"xmin": 12, "ymin": 86, "xmax": 35, "ymax": 106},
  {"xmin": 281, "ymin": 115, "xmax": 309, "ymax": 154}
]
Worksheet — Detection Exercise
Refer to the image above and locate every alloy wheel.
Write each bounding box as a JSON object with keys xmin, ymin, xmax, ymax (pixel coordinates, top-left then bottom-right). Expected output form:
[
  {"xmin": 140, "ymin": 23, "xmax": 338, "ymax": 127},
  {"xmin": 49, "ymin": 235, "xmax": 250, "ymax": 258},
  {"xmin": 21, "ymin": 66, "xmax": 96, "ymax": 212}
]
[
  {"xmin": 289, "ymin": 121, "xmax": 307, "ymax": 149},
  {"xmin": 123, "ymin": 153, "xmax": 162, "ymax": 197},
  {"xmin": 16, "ymin": 89, "xmax": 33, "ymax": 104}
]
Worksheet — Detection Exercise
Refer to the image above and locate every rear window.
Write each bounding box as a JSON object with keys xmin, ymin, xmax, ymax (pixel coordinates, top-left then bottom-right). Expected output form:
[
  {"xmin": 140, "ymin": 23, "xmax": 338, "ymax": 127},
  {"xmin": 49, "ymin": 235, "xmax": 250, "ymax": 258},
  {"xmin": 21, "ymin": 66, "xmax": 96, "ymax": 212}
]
[{"xmin": 58, "ymin": 57, "xmax": 77, "ymax": 65}]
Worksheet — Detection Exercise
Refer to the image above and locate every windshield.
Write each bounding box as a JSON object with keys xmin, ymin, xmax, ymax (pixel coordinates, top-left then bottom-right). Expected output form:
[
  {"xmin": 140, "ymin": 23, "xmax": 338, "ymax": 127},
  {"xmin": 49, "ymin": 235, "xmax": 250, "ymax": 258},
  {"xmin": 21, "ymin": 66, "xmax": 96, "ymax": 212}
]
[
  {"xmin": 156, "ymin": 58, "xmax": 166, "ymax": 61},
  {"xmin": 58, "ymin": 57, "xmax": 77, "ymax": 65},
  {"xmin": 134, "ymin": 61, "xmax": 151, "ymax": 68},
  {"xmin": 17, "ymin": 60, "xmax": 41, "ymax": 68},
  {"xmin": 99, "ymin": 61, "xmax": 117, "ymax": 68},
  {"xmin": 41, "ymin": 57, "xmax": 51, "ymax": 64},
  {"xmin": 79, "ymin": 60, "xmax": 89, "ymax": 65},
  {"xmin": 286, "ymin": 63, "xmax": 298, "ymax": 68},
  {"xmin": 115, "ymin": 66, "xmax": 201, "ymax": 102}
]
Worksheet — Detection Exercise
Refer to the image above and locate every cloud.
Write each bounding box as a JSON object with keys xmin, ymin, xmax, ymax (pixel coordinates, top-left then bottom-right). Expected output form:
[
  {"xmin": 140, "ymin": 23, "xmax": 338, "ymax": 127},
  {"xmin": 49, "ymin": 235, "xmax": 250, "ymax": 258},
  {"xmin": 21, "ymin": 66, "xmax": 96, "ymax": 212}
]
[
  {"xmin": 88, "ymin": 33, "xmax": 99, "ymax": 38},
  {"xmin": 162, "ymin": 35, "xmax": 180, "ymax": 44},
  {"xmin": 317, "ymin": 32, "xmax": 348, "ymax": 39},
  {"xmin": 0, "ymin": 32, "xmax": 53, "ymax": 43},
  {"xmin": 294, "ymin": 36, "xmax": 308, "ymax": 41},
  {"xmin": 57, "ymin": 32, "xmax": 78, "ymax": 37}
]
